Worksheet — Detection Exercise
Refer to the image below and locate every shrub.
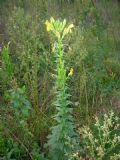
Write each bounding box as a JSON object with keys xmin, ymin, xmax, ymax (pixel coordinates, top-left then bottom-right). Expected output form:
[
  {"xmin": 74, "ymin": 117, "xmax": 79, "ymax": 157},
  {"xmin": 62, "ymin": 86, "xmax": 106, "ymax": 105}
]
[
  {"xmin": 78, "ymin": 111, "xmax": 120, "ymax": 160},
  {"xmin": 7, "ymin": 7, "xmax": 42, "ymax": 109}
]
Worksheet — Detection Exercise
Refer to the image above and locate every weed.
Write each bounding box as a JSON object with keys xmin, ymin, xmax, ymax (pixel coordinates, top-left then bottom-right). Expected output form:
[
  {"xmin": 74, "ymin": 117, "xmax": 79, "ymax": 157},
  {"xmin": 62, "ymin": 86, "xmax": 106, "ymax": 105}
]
[{"xmin": 45, "ymin": 17, "xmax": 78, "ymax": 160}]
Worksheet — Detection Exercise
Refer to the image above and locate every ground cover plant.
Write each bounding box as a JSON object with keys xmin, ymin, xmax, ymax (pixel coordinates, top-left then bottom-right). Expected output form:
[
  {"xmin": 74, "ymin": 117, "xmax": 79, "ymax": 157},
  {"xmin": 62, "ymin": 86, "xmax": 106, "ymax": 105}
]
[{"xmin": 0, "ymin": 0, "xmax": 120, "ymax": 159}]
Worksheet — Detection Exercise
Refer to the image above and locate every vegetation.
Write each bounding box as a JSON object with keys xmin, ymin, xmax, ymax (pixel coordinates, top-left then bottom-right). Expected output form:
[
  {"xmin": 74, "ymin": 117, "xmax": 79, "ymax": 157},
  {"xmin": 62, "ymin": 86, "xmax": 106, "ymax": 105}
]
[{"xmin": 0, "ymin": 0, "xmax": 120, "ymax": 159}]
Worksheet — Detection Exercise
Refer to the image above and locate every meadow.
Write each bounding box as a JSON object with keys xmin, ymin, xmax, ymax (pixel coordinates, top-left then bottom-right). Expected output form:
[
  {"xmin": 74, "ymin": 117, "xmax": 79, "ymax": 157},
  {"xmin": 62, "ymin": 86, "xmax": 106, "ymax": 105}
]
[{"xmin": 0, "ymin": 0, "xmax": 120, "ymax": 159}]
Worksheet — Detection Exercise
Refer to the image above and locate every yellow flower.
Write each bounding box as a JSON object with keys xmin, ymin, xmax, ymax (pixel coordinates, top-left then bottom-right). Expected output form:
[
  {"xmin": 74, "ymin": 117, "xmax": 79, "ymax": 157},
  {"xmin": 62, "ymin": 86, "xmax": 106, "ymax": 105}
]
[
  {"xmin": 68, "ymin": 24, "xmax": 74, "ymax": 29},
  {"xmin": 45, "ymin": 20, "xmax": 52, "ymax": 32},
  {"xmin": 56, "ymin": 31, "xmax": 60, "ymax": 39},
  {"xmin": 62, "ymin": 24, "xmax": 74, "ymax": 38},
  {"xmin": 68, "ymin": 68, "xmax": 74, "ymax": 76}
]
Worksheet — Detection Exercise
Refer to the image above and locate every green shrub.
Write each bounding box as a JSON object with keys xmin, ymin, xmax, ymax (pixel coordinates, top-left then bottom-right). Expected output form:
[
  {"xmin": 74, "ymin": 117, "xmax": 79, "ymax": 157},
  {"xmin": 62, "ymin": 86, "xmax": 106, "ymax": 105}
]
[
  {"xmin": 7, "ymin": 7, "xmax": 42, "ymax": 109},
  {"xmin": 78, "ymin": 111, "xmax": 120, "ymax": 160},
  {"xmin": 0, "ymin": 85, "xmax": 46, "ymax": 159},
  {"xmin": 9, "ymin": 86, "xmax": 31, "ymax": 119}
]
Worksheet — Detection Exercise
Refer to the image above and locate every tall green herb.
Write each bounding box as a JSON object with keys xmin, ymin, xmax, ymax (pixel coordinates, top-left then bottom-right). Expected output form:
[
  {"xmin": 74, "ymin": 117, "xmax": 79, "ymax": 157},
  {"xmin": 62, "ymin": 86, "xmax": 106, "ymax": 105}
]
[
  {"xmin": 45, "ymin": 17, "xmax": 78, "ymax": 160},
  {"xmin": 0, "ymin": 43, "xmax": 14, "ymax": 94},
  {"xmin": 2, "ymin": 43, "xmax": 13, "ymax": 79}
]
